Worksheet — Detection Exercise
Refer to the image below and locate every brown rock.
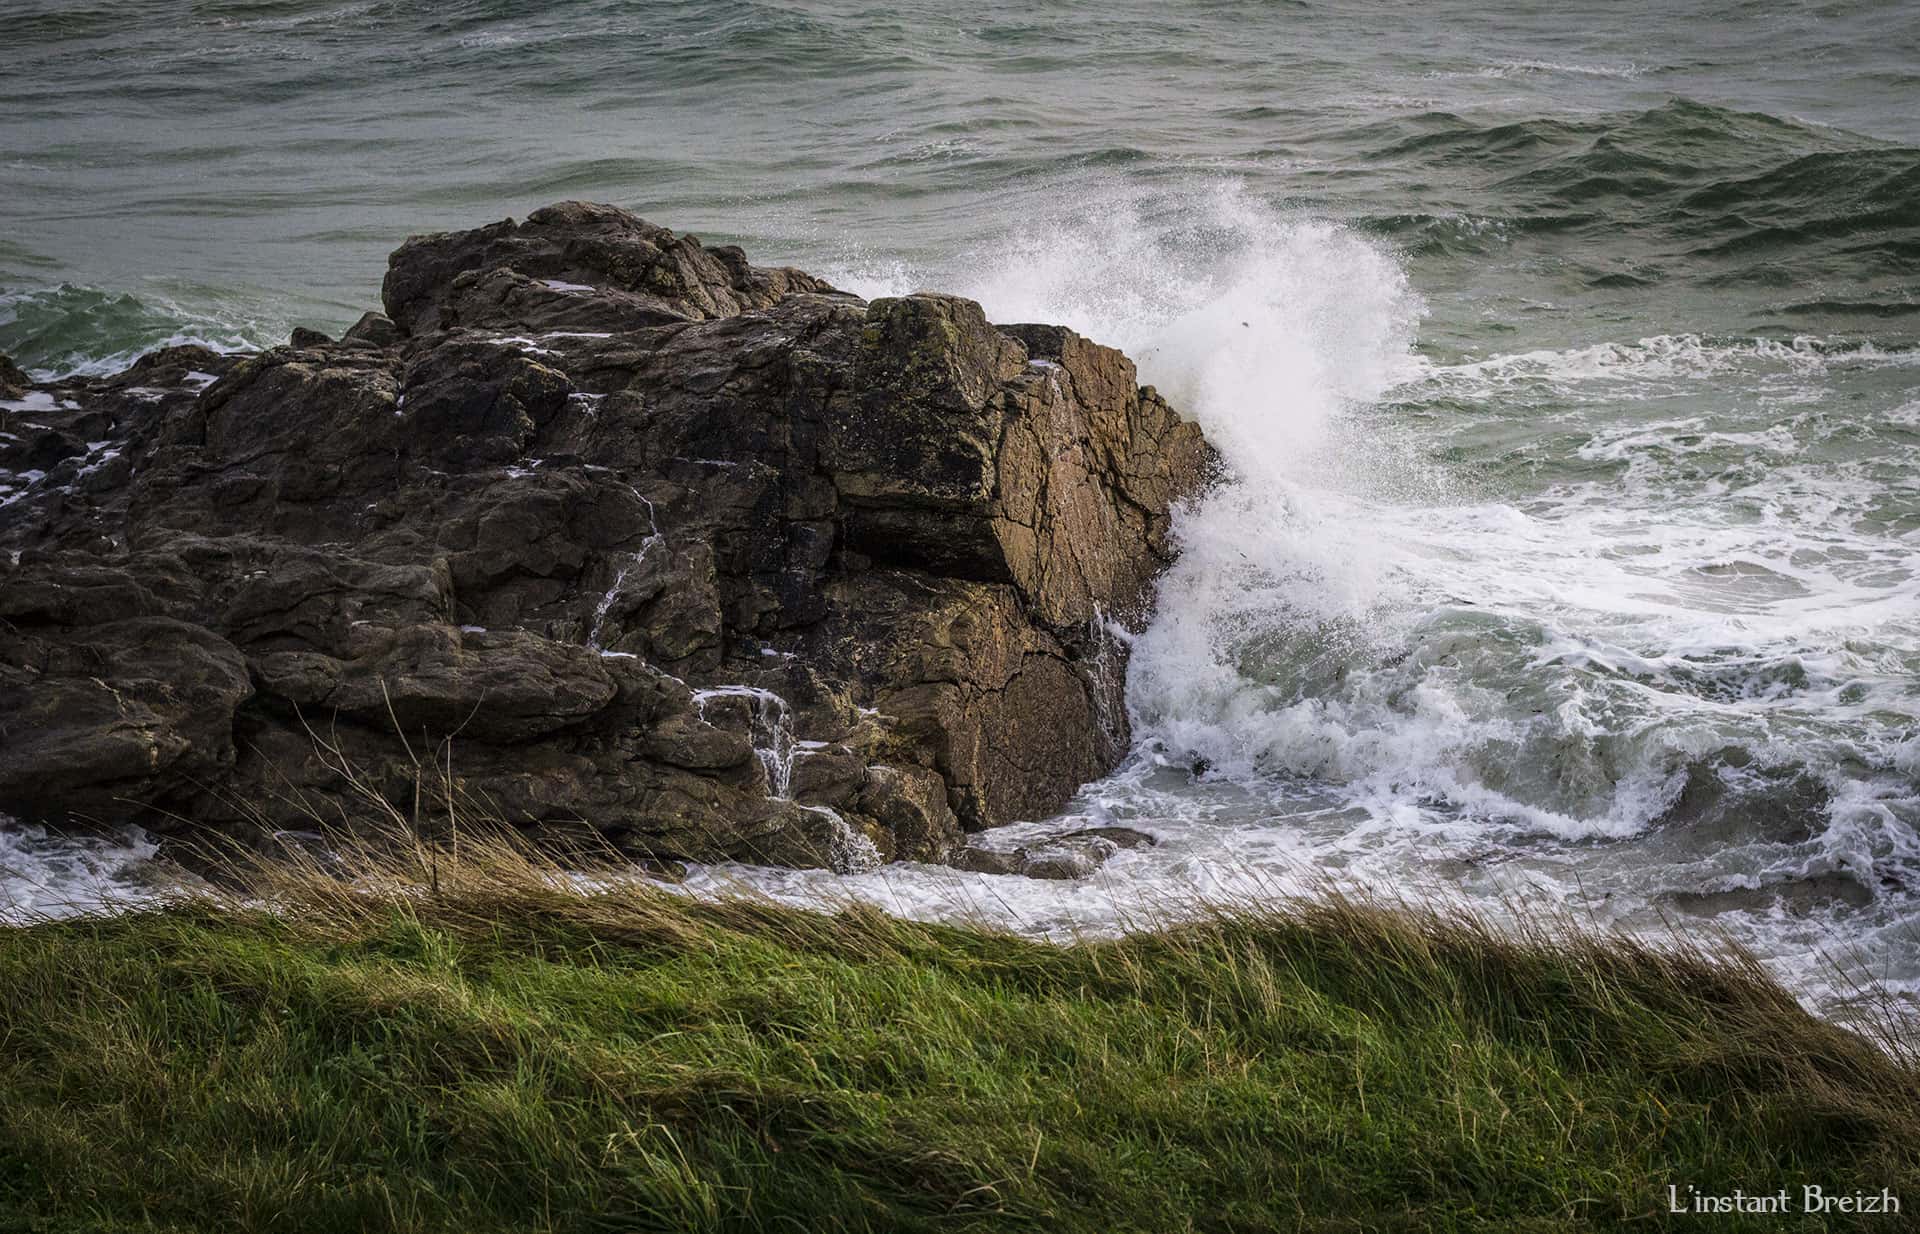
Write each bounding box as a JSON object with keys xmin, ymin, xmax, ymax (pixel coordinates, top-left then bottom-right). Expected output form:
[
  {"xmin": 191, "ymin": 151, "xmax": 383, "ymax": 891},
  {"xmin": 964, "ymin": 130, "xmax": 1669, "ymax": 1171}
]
[
  {"xmin": 0, "ymin": 203, "xmax": 1212, "ymax": 869},
  {"xmin": 949, "ymin": 825, "xmax": 1157, "ymax": 880}
]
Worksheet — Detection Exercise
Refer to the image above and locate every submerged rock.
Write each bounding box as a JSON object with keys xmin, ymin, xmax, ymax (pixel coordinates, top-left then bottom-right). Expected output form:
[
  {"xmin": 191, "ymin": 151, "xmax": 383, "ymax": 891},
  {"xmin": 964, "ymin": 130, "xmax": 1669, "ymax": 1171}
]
[
  {"xmin": 950, "ymin": 826, "xmax": 1158, "ymax": 880},
  {"xmin": 0, "ymin": 203, "xmax": 1212, "ymax": 869}
]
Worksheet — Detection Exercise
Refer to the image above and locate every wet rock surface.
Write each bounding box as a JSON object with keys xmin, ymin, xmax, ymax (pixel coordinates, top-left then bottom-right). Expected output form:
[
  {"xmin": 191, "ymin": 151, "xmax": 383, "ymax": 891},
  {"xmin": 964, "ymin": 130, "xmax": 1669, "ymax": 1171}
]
[
  {"xmin": 0, "ymin": 202, "xmax": 1211, "ymax": 870},
  {"xmin": 949, "ymin": 826, "xmax": 1159, "ymax": 880}
]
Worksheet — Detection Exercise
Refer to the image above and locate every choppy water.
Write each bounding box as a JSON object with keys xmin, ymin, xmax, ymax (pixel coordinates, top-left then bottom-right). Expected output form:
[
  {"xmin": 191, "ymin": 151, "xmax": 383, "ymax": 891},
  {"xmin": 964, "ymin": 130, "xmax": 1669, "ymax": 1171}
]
[{"xmin": 4, "ymin": 1, "xmax": 1918, "ymax": 1015}]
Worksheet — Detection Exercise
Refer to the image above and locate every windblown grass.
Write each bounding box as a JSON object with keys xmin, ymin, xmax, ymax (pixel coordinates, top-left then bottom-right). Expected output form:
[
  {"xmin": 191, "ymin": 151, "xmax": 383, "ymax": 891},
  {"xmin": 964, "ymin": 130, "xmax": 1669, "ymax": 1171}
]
[{"xmin": 1, "ymin": 832, "xmax": 1916, "ymax": 1232}]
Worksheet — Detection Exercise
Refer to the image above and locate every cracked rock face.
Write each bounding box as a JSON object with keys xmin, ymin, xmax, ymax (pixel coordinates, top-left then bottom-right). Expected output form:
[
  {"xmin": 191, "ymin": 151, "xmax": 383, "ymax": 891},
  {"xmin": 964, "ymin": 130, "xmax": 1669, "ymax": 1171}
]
[{"xmin": 0, "ymin": 201, "xmax": 1213, "ymax": 869}]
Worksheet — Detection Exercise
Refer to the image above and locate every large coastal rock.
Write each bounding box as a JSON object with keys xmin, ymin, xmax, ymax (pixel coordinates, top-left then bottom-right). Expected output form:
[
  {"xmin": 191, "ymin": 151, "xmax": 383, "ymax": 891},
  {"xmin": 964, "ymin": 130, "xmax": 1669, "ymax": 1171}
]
[{"xmin": 0, "ymin": 202, "xmax": 1211, "ymax": 869}]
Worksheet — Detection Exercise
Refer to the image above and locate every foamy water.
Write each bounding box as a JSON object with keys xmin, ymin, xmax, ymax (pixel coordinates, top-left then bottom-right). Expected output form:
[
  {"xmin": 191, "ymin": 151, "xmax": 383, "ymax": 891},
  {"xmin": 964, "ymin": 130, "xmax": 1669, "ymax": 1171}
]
[
  {"xmin": 679, "ymin": 188, "xmax": 1920, "ymax": 1018},
  {"xmin": 0, "ymin": 819, "xmax": 162, "ymax": 921}
]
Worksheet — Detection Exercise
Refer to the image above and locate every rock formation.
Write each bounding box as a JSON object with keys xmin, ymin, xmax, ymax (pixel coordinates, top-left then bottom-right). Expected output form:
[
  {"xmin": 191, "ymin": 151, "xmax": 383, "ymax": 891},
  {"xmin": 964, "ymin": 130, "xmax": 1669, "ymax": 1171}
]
[{"xmin": 0, "ymin": 202, "xmax": 1210, "ymax": 870}]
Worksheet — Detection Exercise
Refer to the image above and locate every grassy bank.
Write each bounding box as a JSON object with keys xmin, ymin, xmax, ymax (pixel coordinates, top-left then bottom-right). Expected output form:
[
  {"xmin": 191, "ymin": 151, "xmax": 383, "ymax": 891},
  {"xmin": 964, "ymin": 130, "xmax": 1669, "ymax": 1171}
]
[{"xmin": 1, "ymin": 842, "xmax": 1916, "ymax": 1233}]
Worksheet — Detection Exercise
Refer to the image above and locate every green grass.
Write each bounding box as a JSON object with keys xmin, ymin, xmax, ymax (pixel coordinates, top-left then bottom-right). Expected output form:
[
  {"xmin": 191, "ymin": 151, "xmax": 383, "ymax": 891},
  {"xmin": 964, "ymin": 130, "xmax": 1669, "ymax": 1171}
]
[{"xmin": 0, "ymin": 839, "xmax": 1915, "ymax": 1232}]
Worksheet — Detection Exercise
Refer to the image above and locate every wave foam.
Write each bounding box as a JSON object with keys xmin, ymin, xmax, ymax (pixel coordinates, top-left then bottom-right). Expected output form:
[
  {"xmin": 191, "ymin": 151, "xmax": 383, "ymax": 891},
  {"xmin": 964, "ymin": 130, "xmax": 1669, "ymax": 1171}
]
[
  {"xmin": 1416, "ymin": 333, "xmax": 1920, "ymax": 394},
  {"xmin": 0, "ymin": 820, "xmax": 162, "ymax": 923}
]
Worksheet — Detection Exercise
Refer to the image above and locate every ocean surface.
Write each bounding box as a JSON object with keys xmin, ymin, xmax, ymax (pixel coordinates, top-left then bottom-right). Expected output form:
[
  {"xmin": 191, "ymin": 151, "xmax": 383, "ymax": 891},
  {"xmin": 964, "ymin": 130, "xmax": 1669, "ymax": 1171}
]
[{"xmin": 4, "ymin": 0, "xmax": 1918, "ymax": 1018}]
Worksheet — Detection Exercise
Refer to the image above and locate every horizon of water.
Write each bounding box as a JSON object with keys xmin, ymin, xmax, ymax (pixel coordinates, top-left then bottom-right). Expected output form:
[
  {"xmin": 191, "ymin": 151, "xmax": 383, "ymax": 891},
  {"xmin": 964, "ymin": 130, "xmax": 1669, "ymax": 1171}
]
[{"xmin": 4, "ymin": 0, "xmax": 1918, "ymax": 1018}]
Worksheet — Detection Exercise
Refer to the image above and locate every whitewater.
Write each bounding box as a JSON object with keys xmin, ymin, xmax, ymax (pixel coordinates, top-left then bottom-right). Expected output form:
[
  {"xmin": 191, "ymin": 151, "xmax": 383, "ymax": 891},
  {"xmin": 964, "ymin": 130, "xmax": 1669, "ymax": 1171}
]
[{"xmin": 523, "ymin": 187, "xmax": 1891, "ymax": 1023}]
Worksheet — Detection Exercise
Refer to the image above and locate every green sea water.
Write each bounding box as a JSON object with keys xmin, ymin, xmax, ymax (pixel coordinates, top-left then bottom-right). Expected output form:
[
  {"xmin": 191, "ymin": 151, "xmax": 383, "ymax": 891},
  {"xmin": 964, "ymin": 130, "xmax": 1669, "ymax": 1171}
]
[{"xmin": 4, "ymin": 0, "xmax": 1918, "ymax": 1015}]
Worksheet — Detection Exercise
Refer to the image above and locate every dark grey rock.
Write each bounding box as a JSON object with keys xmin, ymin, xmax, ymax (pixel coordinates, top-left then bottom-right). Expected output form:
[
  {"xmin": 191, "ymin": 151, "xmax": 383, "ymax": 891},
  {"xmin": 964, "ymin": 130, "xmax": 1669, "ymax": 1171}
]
[{"xmin": 341, "ymin": 312, "xmax": 401, "ymax": 348}]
